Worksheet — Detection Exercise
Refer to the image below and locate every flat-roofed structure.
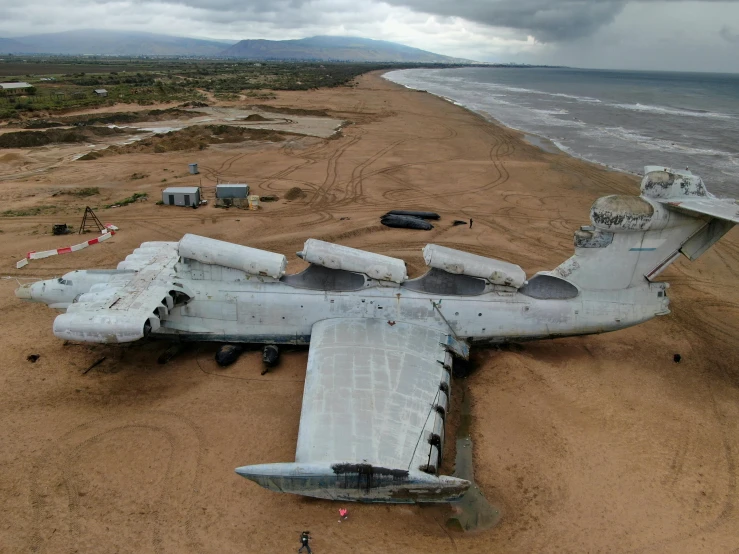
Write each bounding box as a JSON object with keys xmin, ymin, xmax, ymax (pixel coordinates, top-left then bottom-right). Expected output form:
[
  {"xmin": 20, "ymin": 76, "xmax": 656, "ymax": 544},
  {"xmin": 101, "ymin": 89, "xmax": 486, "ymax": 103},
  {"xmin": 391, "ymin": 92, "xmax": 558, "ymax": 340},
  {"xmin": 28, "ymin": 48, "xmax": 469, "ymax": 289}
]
[
  {"xmin": 0, "ymin": 82, "xmax": 32, "ymax": 96},
  {"xmin": 162, "ymin": 187, "xmax": 200, "ymax": 207},
  {"xmin": 216, "ymin": 184, "xmax": 249, "ymax": 199}
]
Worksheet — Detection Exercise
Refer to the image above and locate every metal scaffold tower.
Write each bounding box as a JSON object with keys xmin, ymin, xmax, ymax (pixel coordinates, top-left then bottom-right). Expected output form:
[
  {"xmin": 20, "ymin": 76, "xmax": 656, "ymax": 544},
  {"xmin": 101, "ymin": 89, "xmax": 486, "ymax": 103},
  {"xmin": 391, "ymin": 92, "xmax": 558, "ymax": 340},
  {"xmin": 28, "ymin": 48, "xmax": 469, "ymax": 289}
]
[{"xmin": 78, "ymin": 206, "xmax": 104, "ymax": 234}]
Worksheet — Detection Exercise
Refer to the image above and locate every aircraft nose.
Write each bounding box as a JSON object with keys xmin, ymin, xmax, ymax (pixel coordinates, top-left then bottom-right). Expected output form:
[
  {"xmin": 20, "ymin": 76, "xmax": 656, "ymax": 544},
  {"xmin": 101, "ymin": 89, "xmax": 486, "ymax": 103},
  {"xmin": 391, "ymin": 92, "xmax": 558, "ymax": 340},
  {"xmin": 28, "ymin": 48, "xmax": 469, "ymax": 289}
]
[{"xmin": 15, "ymin": 283, "xmax": 33, "ymax": 300}]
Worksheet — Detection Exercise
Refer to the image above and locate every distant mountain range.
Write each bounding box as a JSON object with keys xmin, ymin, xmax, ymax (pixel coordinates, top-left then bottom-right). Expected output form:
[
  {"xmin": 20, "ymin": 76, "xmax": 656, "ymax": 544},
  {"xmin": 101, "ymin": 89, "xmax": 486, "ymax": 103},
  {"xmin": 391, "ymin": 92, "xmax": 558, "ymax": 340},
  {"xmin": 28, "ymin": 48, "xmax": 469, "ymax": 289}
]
[
  {"xmin": 0, "ymin": 30, "xmax": 471, "ymax": 63},
  {"xmin": 0, "ymin": 30, "xmax": 234, "ymax": 57},
  {"xmin": 220, "ymin": 36, "xmax": 470, "ymax": 63}
]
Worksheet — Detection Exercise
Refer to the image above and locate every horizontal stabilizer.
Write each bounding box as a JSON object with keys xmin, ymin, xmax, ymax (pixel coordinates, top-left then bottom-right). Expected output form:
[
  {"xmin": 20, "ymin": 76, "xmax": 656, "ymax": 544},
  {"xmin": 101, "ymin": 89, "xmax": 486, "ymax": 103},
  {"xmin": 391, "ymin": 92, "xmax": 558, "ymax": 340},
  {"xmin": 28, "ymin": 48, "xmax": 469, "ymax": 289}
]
[
  {"xmin": 658, "ymin": 197, "xmax": 739, "ymax": 224},
  {"xmin": 235, "ymin": 462, "xmax": 469, "ymax": 503}
]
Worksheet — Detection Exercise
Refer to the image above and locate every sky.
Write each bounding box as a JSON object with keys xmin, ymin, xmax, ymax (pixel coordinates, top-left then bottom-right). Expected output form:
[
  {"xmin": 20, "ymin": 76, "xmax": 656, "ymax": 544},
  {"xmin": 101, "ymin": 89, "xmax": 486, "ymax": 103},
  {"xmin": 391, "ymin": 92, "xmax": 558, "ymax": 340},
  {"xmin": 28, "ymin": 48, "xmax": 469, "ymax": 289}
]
[{"xmin": 1, "ymin": 0, "xmax": 738, "ymax": 72}]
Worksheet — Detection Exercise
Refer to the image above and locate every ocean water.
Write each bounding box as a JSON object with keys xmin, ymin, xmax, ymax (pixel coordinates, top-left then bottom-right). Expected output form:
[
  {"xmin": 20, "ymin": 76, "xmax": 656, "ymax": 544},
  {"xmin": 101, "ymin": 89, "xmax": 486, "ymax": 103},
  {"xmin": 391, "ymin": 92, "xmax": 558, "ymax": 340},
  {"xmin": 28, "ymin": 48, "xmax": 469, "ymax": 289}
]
[{"xmin": 384, "ymin": 67, "xmax": 739, "ymax": 197}]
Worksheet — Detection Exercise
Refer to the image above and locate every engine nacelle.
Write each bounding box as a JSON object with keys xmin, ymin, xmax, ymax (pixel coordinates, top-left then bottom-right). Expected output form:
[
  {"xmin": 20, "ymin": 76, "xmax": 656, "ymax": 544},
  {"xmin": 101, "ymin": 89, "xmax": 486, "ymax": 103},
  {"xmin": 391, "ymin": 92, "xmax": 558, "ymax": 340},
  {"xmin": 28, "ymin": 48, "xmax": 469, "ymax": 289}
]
[
  {"xmin": 179, "ymin": 234, "xmax": 287, "ymax": 279},
  {"xmin": 641, "ymin": 166, "xmax": 707, "ymax": 199},
  {"xmin": 299, "ymin": 239, "xmax": 408, "ymax": 284},
  {"xmin": 589, "ymin": 195, "xmax": 698, "ymax": 233},
  {"xmin": 422, "ymin": 244, "xmax": 526, "ymax": 288}
]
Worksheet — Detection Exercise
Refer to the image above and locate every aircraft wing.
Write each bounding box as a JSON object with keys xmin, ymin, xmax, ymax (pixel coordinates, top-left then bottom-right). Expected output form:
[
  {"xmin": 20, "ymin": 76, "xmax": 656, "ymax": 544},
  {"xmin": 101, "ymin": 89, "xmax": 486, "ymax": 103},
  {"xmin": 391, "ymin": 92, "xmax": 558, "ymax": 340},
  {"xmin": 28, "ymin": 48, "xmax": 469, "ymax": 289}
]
[
  {"xmin": 236, "ymin": 317, "xmax": 471, "ymax": 503},
  {"xmin": 659, "ymin": 197, "xmax": 739, "ymax": 223},
  {"xmin": 53, "ymin": 242, "xmax": 184, "ymax": 343}
]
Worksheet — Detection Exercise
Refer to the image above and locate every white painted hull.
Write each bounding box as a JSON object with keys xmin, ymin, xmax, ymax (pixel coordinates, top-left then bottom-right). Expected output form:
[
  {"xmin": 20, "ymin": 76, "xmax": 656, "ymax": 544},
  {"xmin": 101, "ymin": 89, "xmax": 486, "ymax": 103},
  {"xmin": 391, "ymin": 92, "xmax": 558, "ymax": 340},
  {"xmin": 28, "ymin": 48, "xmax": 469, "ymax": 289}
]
[{"xmin": 155, "ymin": 278, "xmax": 669, "ymax": 345}]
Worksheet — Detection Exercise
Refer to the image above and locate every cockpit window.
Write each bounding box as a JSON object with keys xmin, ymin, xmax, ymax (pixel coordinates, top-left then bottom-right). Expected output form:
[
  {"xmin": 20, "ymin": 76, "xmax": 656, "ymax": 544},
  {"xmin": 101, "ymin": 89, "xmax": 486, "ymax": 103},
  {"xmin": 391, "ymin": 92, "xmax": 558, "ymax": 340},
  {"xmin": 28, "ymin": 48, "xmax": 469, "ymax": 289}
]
[{"xmin": 57, "ymin": 278, "xmax": 73, "ymax": 286}]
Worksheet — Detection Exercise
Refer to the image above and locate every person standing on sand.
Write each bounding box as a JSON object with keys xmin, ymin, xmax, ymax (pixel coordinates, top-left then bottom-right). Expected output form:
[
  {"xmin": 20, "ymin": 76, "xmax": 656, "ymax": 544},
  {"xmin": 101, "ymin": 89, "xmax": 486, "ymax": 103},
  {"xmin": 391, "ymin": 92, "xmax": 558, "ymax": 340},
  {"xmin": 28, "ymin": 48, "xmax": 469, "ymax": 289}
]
[
  {"xmin": 298, "ymin": 530, "xmax": 312, "ymax": 553},
  {"xmin": 469, "ymin": 218, "xmax": 473, "ymax": 229},
  {"xmin": 338, "ymin": 507, "xmax": 348, "ymax": 522}
]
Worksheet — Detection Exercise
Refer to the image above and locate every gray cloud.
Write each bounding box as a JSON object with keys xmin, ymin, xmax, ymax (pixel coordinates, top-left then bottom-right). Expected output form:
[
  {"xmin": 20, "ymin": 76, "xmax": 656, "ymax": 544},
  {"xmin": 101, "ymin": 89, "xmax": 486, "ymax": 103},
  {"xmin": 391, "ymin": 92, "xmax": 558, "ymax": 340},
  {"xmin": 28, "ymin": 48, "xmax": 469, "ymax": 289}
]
[
  {"xmin": 152, "ymin": 0, "xmax": 626, "ymax": 41},
  {"xmin": 720, "ymin": 25, "xmax": 739, "ymax": 43},
  {"xmin": 69, "ymin": 0, "xmax": 627, "ymax": 41},
  {"xmin": 381, "ymin": 0, "xmax": 739, "ymax": 43},
  {"xmin": 7, "ymin": 0, "xmax": 736, "ymax": 45},
  {"xmin": 381, "ymin": 0, "xmax": 626, "ymax": 41},
  {"xmin": 1, "ymin": 0, "xmax": 739, "ymax": 72}
]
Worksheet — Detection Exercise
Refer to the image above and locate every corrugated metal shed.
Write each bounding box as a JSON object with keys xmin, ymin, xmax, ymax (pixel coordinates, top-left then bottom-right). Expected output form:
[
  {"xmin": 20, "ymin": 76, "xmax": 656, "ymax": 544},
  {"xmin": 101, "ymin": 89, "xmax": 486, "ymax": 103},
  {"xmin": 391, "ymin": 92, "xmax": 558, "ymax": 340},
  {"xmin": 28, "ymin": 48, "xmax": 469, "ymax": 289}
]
[
  {"xmin": 216, "ymin": 184, "xmax": 249, "ymax": 199},
  {"xmin": 162, "ymin": 187, "xmax": 200, "ymax": 207},
  {"xmin": 94, "ymin": 89, "xmax": 108, "ymax": 96}
]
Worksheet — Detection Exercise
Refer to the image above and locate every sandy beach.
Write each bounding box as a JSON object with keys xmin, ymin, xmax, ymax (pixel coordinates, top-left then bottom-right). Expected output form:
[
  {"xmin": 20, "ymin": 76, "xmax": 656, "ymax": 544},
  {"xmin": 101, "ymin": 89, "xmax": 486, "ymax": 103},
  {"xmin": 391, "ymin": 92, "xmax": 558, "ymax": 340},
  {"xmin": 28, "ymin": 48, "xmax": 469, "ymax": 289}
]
[{"xmin": 1, "ymin": 70, "xmax": 737, "ymax": 553}]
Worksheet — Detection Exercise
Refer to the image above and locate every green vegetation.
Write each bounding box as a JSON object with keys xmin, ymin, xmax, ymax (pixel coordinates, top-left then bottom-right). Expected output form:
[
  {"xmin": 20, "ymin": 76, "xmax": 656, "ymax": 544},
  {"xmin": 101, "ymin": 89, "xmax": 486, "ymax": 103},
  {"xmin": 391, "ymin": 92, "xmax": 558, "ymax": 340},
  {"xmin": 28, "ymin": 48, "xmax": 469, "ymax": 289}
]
[
  {"xmin": 57, "ymin": 187, "xmax": 99, "ymax": 197},
  {"xmin": 2, "ymin": 205, "xmax": 59, "ymax": 216},
  {"xmin": 105, "ymin": 192, "xmax": 147, "ymax": 208},
  {"xmin": 0, "ymin": 57, "xmax": 465, "ymax": 121}
]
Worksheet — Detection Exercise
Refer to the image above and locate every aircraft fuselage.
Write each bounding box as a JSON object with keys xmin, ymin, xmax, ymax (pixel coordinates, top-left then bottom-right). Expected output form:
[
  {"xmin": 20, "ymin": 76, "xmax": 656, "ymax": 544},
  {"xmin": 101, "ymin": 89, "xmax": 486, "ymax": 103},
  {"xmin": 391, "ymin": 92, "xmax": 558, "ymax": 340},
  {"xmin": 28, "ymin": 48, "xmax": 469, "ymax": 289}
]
[{"xmin": 157, "ymin": 276, "xmax": 669, "ymax": 345}]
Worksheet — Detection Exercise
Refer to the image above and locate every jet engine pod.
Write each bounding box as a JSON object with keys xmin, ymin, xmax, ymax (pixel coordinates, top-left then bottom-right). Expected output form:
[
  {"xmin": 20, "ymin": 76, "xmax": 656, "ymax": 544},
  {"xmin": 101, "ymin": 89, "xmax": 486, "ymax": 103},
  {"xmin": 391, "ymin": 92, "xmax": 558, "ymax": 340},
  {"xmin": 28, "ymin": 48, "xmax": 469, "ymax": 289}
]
[
  {"xmin": 299, "ymin": 239, "xmax": 408, "ymax": 283},
  {"xmin": 589, "ymin": 195, "xmax": 656, "ymax": 232},
  {"xmin": 640, "ymin": 166, "xmax": 707, "ymax": 199},
  {"xmin": 422, "ymin": 244, "xmax": 526, "ymax": 288},
  {"xmin": 179, "ymin": 234, "xmax": 287, "ymax": 278}
]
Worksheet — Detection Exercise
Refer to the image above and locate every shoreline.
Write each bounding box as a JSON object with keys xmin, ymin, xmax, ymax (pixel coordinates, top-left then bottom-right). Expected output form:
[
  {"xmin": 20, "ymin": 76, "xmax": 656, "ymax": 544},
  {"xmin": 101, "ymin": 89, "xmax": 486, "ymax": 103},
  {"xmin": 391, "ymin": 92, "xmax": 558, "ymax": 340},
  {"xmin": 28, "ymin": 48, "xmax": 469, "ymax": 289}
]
[{"xmin": 379, "ymin": 68, "xmax": 711, "ymax": 184}]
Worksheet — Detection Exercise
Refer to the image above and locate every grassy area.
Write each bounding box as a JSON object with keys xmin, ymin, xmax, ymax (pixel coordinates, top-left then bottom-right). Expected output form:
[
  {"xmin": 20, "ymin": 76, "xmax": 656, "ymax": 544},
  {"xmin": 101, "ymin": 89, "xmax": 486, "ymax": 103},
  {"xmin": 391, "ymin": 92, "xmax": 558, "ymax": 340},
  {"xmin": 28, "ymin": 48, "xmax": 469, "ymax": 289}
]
[
  {"xmin": 1, "ymin": 57, "xmax": 464, "ymax": 122},
  {"xmin": 104, "ymin": 192, "xmax": 147, "ymax": 209},
  {"xmin": 1, "ymin": 205, "xmax": 59, "ymax": 216},
  {"xmin": 57, "ymin": 187, "xmax": 100, "ymax": 197}
]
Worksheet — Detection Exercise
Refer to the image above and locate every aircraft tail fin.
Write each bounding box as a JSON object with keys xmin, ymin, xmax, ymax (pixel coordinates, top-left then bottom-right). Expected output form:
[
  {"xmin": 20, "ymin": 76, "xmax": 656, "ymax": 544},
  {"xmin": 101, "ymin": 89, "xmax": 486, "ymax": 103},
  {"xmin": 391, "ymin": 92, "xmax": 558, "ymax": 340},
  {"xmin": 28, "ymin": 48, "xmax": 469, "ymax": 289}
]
[{"xmin": 552, "ymin": 167, "xmax": 736, "ymax": 290}]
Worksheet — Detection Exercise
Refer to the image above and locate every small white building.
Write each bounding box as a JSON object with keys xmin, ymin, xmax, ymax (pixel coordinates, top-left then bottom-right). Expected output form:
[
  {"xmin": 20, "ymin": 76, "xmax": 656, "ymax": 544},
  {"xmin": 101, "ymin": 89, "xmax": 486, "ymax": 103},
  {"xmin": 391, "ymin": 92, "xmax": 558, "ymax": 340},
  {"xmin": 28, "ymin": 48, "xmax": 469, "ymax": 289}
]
[
  {"xmin": 0, "ymin": 82, "xmax": 32, "ymax": 96},
  {"xmin": 94, "ymin": 89, "xmax": 108, "ymax": 97},
  {"xmin": 216, "ymin": 184, "xmax": 249, "ymax": 199},
  {"xmin": 162, "ymin": 187, "xmax": 200, "ymax": 207}
]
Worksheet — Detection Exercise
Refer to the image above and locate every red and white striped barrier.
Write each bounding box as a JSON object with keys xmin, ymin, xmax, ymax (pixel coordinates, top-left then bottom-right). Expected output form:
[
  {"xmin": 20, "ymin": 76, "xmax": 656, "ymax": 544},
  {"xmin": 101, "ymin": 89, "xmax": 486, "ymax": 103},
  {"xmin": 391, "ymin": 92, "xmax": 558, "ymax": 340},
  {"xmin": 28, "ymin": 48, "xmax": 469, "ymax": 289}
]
[{"xmin": 16, "ymin": 230, "xmax": 116, "ymax": 269}]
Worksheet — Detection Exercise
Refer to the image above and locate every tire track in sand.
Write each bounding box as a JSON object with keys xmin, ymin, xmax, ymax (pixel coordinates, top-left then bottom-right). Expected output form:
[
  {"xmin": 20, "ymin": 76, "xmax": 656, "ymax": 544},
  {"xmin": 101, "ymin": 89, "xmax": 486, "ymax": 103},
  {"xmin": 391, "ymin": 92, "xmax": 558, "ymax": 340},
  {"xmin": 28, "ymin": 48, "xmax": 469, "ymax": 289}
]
[
  {"xmin": 27, "ymin": 411, "xmax": 203, "ymax": 553},
  {"xmin": 309, "ymin": 132, "xmax": 363, "ymax": 208}
]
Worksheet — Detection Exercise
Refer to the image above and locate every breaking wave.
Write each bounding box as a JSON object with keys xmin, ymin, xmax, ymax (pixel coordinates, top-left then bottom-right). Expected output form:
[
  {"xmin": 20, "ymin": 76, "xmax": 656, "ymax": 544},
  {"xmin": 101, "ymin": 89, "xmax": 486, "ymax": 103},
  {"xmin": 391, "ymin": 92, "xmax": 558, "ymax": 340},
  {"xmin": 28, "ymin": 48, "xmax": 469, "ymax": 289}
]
[
  {"xmin": 611, "ymin": 102, "xmax": 734, "ymax": 120},
  {"xmin": 383, "ymin": 67, "xmax": 739, "ymax": 196}
]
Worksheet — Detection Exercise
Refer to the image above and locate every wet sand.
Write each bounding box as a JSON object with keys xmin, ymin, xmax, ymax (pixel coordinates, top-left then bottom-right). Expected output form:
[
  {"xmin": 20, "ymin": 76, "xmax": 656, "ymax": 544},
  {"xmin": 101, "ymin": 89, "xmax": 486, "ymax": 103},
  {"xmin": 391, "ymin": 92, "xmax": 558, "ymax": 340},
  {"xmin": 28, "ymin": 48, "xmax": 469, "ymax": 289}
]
[{"xmin": 0, "ymin": 71, "xmax": 738, "ymax": 553}]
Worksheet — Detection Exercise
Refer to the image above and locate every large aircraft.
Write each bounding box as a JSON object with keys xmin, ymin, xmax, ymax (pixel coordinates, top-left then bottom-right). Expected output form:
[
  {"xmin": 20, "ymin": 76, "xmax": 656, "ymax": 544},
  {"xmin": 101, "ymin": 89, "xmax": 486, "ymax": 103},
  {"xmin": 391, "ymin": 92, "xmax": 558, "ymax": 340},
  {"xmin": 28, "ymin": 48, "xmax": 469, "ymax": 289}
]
[{"xmin": 16, "ymin": 167, "xmax": 738, "ymax": 503}]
